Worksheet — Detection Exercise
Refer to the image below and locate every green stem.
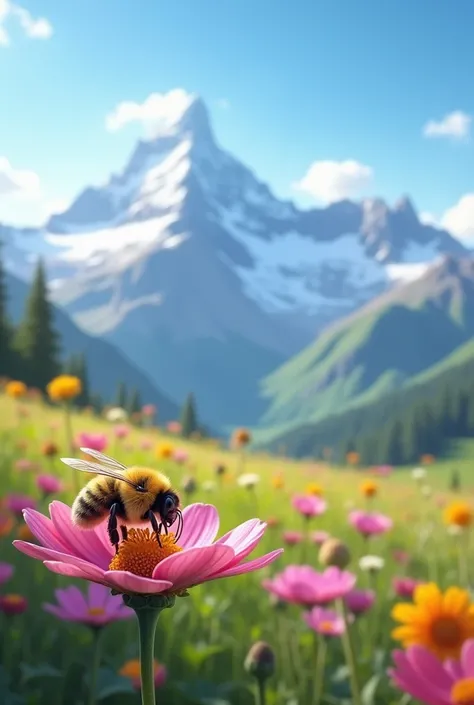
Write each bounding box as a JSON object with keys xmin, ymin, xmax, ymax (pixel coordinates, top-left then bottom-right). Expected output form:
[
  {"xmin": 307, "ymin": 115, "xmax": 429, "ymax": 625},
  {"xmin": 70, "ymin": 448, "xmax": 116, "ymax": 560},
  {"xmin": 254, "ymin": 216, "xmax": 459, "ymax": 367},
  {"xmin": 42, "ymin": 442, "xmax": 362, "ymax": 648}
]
[
  {"xmin": 338, "ymin": 599, "xmax": 362, "ymax": 705},
  {"xmin": 87, "ymin": 628, "xmax": 103, "ymax": 705},
  {"xmin": 136, "ymin": 608, "xmax": 161, "ymax": 705},
  {"xmin": 313, "ymin": 636, "xmax": 326, "ymax": 705},
  {"xmin": 256, "ymin": 678, "xmax": 267, "ymax": 705}
]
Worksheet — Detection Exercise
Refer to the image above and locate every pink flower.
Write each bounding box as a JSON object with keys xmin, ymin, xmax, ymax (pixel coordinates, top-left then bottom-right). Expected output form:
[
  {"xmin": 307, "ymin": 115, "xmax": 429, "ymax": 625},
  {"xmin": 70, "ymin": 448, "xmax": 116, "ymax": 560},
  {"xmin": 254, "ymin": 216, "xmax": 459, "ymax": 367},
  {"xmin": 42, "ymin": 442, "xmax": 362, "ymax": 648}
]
[
  {"xmin": 77, "ymin": 433, "xmax": 108, "ymax": 452},
  {"xmin": 392, "ymin": 577, "xmax": 424, "ymax": 599},
  {"xmin": 344, "ymin": 588, "xmax": 375, "ymax": 616},
  {"xmin": 349, "ymin": 510, "xmax": 393, "ymax": 537},
  {"xmin": 282, "ymin": 530, "xmax": 303, "ymax": 546},
  {"xmin": 142, "ymin": 404, "xmax": 156, "ymax": 418},
  {"xmin": 14, "ymin": 501, "xmax": 283, "ymax": 596},
  {"xmin": 5, "ymin": 494, "xmax": 37, "ymax": 515},
  {"xmin": 262, "ymin": 565, "xmax": 356, "ymax": 606},
  {"xmin": 113, "ymin": 425, "xmax": 129, "ymax": 440},
  {"xmin": 292, "ymin": 494, "xmax": 327, "ymax": 519},
  {"xmin": 140, "ymin": 439, "xmax": 153, "ymax": 451},
  {"xmin": 173, "ymin": 448, "xmax": 189, "ymax": 464},
  {"xmin": 36, "ymin": 474, "xmax": 63, "ymax": 496},
  {"xmin": 14, "ymin": 459, "xmax": 39, "ymax": 472},
  {"xmin": 304, "ymin": 607, "xmax": 345, "ymax": 636},
  {"xmin": 389, "ymin": 640, "xmax": 474, "ymax": 705},
  {"xmin": 43, "ymin": 583, "xmax": 134, "ymax": 626},
  {"xmin": 167, "ymin": 421, "xmax": 181, "ymax": 434},
  {"xmin": 374, "ymin": 465, "xmax": 392, "ymax": 477},
  {"xmin": 312, "ymin": 530, "xmax": 330, "ymax": 546},
  {"xmin": 0, "ymin": 562, "xmax": 14, "ymax": 585}
]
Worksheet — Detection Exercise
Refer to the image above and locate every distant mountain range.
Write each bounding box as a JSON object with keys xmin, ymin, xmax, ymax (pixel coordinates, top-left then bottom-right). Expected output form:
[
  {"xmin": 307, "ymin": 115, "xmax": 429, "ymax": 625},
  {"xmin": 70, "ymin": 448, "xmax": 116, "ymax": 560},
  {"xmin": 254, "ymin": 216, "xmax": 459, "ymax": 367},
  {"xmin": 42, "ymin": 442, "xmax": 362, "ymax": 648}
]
[
  {"xmin": 0, "ymin": 91, "xmax": 470, "ymax": 430},
  {"xmin": 5, "ymin": 271, "xmax": 179, "ymax": 421}
]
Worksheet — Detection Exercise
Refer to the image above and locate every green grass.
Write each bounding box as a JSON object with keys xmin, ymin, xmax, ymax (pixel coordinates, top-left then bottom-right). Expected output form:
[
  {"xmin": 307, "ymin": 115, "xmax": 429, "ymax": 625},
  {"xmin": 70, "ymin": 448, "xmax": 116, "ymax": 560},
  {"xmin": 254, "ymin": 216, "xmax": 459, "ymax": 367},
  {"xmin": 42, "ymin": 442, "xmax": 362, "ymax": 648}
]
[{"xmin": 0, "ymin": 394, "xmax": 471, "ymax": 705}]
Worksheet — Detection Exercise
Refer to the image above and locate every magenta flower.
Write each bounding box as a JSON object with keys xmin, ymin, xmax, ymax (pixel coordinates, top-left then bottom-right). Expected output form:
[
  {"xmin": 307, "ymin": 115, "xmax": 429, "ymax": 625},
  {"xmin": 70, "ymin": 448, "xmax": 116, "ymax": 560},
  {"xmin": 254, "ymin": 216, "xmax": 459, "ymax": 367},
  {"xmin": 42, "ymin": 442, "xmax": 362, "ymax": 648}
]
[
  {"xmin": 262, "ymin": 565, "xmax": 356, "ymax": 606},
  {"xmin": 77, "ymin": 433, "xmax": 108, "ymax": 453},
  {"xmin": 5, "ymin": 494, "xmax": 37, "ymax": 515},
  {"xmin": 392, "ymin": 577, "xmax": 424, "ymax": 599},
  {"xmin": 142, "ymin": 404, "xmax": 156, "ymax": 418},
  {"xmin": 292, "ymin": 494, "xmax": 327, "ymax": 519},
  {"xmin": 14, "ymin": 501, "xmax": 283, "ymax": 596},
  {"xmin": 36, "ymin": 474, "xmax": 63, "ymax": 496},
  {"xmin": 312, "ymin": 530, "xmax": 330, "ymax": 546},
  {"xmin": 44, "ymin": 583, "xmax": 133, "ymax": 626},
  {"xmin": 344, "ymin": 588, "xmax": 375, "ymax": 616},
  {"xmin": 0, "ymin": 594, "xmax": 28, "ymax": 615},
  {"xmin": 173, "ymin": 448, "xmax": 189, "ymax": 464},
  {"xmin": 0, "ymin": 562, "xmax": 14, "ymax": 585},
  {"xmin": 349, "ymin": 510, "xmax": 393, "ymax": 537},
  {"xmin": 282, "ymin": 530, "xmax": 303, "ymax": 546},
  {"xmin": 389, "ymin": 640, "xmax": 474, "ymax": 705},
  {"xmin": 304, "ymin": 607, "xmax": 345, "ymax": 636},
  {"xmin": 113, "ymin": 425, "xmax": 129, "ymax": 440}
]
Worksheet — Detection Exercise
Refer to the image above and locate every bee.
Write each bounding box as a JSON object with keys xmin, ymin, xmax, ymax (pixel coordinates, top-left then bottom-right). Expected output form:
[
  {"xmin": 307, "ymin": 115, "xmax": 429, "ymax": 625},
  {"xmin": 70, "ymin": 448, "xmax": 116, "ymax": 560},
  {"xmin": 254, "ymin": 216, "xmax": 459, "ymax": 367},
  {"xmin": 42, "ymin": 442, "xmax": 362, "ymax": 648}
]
[{"xmin": 61, "ymin": 448, "xmax": 182, "ymax": 553}]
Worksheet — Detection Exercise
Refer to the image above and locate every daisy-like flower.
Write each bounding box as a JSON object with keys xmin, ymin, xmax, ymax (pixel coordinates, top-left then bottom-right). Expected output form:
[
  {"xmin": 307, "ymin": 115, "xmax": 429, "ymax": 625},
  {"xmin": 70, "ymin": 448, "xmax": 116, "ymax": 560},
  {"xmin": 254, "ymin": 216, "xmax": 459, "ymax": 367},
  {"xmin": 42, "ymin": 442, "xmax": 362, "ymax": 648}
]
[
  {"xmin": 443, "ymin": 501, "xmax": 473, "ymax": 529},
  {"xmin": 359, "ymin": 555, "xmax": 385, "ymax": 573},
  {"xmin": 292, "ymin": 494, "xmax": 327, "ymax": 519},
  {"xmin": 47, "ymin": 375, "xmax": 82, "ymax": 403},
  {"xmin": 360, "ymin": 480, "xmax": 378, "ymax": 498},
  {"xmin": 349, "ymin": 510, "xmax": 393, "ymax": 537},
  {"xmin": 391, "ymin": 583, "xmax": 474, "ymax": 661},
  {"xmin": 5, "ymin": 380, "xmax": 27, "ymax": 399},
  {"xmin": 13, "ymin": 501, "xmax": 283, "ymax": 597},
  {"xmin": 304, "ymin": 606, "xmax": 345, "ymax": 637},
  {"xmin": 389, "ymin": 640, "xmax": 474, "ymax": 705},
  {"xmin": 43, "ymin": 583, "xmax": 133, "ymax": 626},
  {"xmin": 106, "ymin": 407, "xmax": 127, "ymax": 423},
  {"xmin": 262, "ymin": 565, "xmax": 356, "ymax": 606},
  {"xmin": 0, "ymin": 561, "xmax": 14, "ymax": 585},
  {"xmin": 306, "ymin": 483, "xmax": 324, "ymax": 497},
  {"xmin": 120, "ymin": 659, "xmax": 167, "ymax": 690},
  {"xmin": 77, "ymin": 433, "xmax": 108, "ymax": 453},
  {"xmin": 237, "ymin": 473, "xmax": 260, "ymax": 489}
]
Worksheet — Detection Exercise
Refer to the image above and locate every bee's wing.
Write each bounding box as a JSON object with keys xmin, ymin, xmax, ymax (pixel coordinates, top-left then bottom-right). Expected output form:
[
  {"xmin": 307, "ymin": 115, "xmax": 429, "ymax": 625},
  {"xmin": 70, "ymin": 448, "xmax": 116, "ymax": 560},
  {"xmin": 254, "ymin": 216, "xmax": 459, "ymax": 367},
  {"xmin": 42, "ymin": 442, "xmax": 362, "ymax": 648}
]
[
  {"xmin": 79, "ymin": 449, "xmax": 128, "ymax": 472},
  {"xmin": 60, "ymin": 457, "xmax": 137, "ymax": 487}
]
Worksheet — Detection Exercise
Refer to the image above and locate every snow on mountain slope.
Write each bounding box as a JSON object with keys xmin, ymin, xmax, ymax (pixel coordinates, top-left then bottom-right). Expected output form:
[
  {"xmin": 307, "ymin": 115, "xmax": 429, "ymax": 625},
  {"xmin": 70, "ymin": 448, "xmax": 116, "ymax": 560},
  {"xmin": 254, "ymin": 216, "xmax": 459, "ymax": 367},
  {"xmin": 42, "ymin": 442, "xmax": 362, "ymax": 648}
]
[{"xmin": 0, "ymin": 90, "xmax": 469, "ymax": 427}]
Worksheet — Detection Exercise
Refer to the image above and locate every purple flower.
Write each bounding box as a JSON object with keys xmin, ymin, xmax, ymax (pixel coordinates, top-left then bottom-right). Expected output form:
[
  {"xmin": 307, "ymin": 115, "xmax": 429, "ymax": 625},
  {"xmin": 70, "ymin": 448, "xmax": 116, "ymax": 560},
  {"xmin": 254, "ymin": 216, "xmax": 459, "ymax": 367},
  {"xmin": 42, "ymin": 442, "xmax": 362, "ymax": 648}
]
[
  {"xmin": 0, "ymin": 562, "xmax": 14, "ymax": 585},
  {"xmin": 77, "ymin": 433, "xmax": 108, "ymax": 452},
  {"xmin": 262, "ymin": 565, "xmax": 356, "ymax": 606},
  {"xmin": 43, "ymin": 583, "xmax": 134, "ymax": 626},
  {"xmin": 36, "ymin": 474, "xmax": 63, "ymax": 496},
  {"xmin": 344, "ymin": 588, "xmax": 375, "ymax": 616},
  {"xmin": 392, "ymin": 576, "xmax": 424, "ymax": 599},
  {"xmin": 5, "ymin": 494, "xmax": 37, "ymax": 515}
]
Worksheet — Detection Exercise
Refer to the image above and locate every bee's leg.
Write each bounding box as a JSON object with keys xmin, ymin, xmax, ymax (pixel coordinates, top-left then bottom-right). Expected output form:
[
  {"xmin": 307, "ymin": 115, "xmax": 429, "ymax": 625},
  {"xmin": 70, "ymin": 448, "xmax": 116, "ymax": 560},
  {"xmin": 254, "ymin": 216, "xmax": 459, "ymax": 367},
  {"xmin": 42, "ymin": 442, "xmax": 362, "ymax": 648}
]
[
  {"xmin": 108, "ymin": 503, "xmax": 120, "ymax": 554},
  {"xmin": 147, "ymin": 510, "xmax": 162, "ymax": 547},
  {"xmin": 120, "ymin": 525, "xmax": 128, "ymax": 542}
]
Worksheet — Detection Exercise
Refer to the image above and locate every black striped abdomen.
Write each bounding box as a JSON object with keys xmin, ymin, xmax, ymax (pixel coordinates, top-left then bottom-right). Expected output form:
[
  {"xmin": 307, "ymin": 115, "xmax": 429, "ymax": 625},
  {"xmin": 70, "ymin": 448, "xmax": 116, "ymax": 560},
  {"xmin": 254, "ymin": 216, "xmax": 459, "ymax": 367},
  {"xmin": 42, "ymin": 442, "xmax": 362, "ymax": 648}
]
[{"xmin": 72, "ymin": 478, "xmax": 122, "ymax": 526}]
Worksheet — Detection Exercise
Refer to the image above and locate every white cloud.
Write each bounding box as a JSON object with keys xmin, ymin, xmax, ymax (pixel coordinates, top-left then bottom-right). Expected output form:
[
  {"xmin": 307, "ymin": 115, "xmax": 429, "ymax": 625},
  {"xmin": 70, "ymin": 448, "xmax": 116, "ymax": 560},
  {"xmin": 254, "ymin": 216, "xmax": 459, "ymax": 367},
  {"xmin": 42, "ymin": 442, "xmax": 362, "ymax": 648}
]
[
  {"xmin": 423, "ymin": 111, "xmax": 471, "ymax": 140},
  {"xmin": 419, "ymin": 211, "xmax": 438, "ymax": 226},
  {"xmin": 441, "ymin": 194, "xmax": 474, "ymax": 240},
  {"xmin": 106, "ymin": 89, "xmax": 195, "ymax": 135},
  {"xmin": 0, "ymin": 157, "xmax": 40, "ymax": 195},
  {"xmin": 293, "ymin": 159, "xmax": 374, "ymax": 203},
  {"xmin": 0, "ymin": 0, "xmax": 52, "ymax": 45}
]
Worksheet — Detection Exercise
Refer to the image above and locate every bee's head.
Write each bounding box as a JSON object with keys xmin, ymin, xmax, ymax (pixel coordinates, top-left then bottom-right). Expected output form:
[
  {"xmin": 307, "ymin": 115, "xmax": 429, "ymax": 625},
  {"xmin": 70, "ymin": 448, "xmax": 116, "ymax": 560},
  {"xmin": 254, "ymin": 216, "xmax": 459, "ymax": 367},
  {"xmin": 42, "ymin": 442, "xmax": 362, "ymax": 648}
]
[{"xmin": 152, "ymin": 491, "xmax": 180, "ymax": 527}]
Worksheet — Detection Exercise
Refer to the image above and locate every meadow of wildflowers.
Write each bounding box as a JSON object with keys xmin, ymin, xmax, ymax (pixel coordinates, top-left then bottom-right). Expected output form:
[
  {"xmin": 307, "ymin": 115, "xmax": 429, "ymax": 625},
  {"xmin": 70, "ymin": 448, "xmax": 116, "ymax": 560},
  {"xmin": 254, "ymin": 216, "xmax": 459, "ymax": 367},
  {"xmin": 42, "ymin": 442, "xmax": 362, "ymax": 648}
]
[{"xmin": 0, "ymin": 382, "xmax": 474, "ymax": 705}]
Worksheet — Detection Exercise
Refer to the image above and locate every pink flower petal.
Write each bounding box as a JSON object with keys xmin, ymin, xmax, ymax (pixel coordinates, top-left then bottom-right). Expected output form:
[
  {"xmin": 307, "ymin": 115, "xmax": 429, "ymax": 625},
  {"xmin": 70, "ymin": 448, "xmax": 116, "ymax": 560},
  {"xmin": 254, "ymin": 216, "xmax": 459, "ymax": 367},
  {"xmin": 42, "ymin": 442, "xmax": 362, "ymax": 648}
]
[
  {"xmin": 55, "ymin": 586, "xmax": 88, "ymax": 617},
  {"xmin": 43, "ymin": 604, "xmax": 72, "ymax": 621},
  {"xmin": 23, "ymin": 509, "xmax": 70, "ymax": 552},
  {"xmin": 152, "ymin": 545, "xmax": 235, "ymax": 591},
  {"xmin": 49, "ymin": 502, "xmax": 111, "ymax": 569},
  {"xmin": 461, "ymin": 639, "xmax": 474, "ymax": 674},
  {"xmin": 13, "ymin": 540, "xmax": 105, "ymax": 581},
  {"xmin": 43, "ymin": 561, "xmax": 107, "ymax": 583},
  {"xmin": 208, "ymin": 548, "xmax": 284, "ymax": 580},
  {"xmin": 408, "ymin": 646, "xmax": 453, "ymax": 689},
  {"xmin": 175, "ymin": 504, "xmax": 220, "ymax": 548},
  {"xmin": 88, "ymin": 582, "xmax": 110, "ymax": 611},
  {"xmin": 102, "ymin": 570, "xmax": 173, "ymax": 595}
]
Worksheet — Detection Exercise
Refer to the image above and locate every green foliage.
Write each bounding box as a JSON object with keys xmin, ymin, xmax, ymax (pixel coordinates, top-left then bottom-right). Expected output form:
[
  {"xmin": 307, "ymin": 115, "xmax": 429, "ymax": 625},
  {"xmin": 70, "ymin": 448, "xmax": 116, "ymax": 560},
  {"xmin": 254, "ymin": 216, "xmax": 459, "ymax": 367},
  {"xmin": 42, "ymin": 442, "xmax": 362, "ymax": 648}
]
[
  {"xmin": 181, "ymin": 392, "xmax": 198, "ymax": 437},
  {"xmin": 127, "ymin": 387, "xmax": 142, "ymax": 417},
  {"xmin": 13, "ymin": 260, "xmax": 60, "ymax": 389},
  {"xmin": 114, "ymin": 381, "xmax": 128, "ymax": 409},
  {"xmin": 450, "ymin": 468, "xmax": 461, "ymax": 492},
  {"xmin": 0, "ymin": 244, "xmax": 13, "ymax": 377}
]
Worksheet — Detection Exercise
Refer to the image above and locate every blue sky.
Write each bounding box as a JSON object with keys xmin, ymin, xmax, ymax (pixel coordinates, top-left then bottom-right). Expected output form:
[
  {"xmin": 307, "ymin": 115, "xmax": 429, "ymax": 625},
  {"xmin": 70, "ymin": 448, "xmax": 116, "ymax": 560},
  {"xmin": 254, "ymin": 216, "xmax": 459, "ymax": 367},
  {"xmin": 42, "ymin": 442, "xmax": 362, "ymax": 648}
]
[{"xmin": 1, "ymin": 0, "xmax": 474, "ymax": 238}]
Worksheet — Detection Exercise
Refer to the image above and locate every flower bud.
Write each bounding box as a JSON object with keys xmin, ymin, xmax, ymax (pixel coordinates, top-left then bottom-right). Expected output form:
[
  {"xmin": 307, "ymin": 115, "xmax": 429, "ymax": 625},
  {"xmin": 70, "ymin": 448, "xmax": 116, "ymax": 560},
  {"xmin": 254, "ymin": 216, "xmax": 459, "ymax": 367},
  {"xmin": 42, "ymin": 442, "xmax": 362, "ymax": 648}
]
[
  {"xmin": 244, "ymin": 641, "xmax": 275, "ymax": 681},
  {"xmin": 319, "ymin": 538, "xmax": 351, "ymax": 569},
  {"xmin": 182, "ymin": 476, "xmax": 197, "ymax": 495}
]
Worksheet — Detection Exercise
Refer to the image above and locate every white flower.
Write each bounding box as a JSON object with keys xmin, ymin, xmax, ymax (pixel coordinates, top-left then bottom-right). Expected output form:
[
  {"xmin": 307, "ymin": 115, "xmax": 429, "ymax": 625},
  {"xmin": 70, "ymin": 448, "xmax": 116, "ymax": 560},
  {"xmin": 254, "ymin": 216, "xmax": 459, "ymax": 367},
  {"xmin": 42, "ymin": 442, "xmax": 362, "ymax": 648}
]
[
  {"xmin": 237, "ymin": 473, "xmax": 260, "ymax": 489},
  {"xmin": 359, "ymin": 555, "xmax": 385, "ymax": 572},
  {"xmin": 106, "ymin": 407, "xmax": 128, "ymax": 423},
  {"xmin": 412, "ymin": 467, "xmax": 427, "ymax": 481},
  {"xmin": 202, "ymin": 481, "xmax": 216, "ymax": 492}
]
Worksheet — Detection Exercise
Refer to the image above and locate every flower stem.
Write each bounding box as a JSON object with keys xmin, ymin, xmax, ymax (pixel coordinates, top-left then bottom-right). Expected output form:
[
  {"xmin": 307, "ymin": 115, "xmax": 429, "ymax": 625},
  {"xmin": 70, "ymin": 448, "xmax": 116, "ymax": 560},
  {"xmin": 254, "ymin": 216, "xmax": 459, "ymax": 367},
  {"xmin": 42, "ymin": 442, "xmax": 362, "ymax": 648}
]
[
  {"xmin": 338, "ymin": 599, "xmax": 362, "ymax": 705},
  {"xmin": 313, "ymin": 635, "xmax": 326, "ymax": 705},
  {"xmin": 87, "ymin": 628, "xmax": 103, "ymax": 705},
  {"xmin": 255, "ymin": 678, "xmax": 267, "ymax": 705}
]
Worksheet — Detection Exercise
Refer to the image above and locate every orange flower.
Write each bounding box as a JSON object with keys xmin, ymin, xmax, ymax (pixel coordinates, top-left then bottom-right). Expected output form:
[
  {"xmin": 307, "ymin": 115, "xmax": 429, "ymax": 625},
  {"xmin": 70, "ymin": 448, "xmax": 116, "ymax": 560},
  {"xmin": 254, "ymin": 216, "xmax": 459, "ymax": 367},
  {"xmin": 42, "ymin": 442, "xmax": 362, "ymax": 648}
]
[
  {"xmin": 360, "ymin": 480, "xmax": 378, "ymax": 498},
  {"xmin": 5, "ymin": 380, "xmax": 27, "ymax": 399},
  {"xmin": 443, "ymin": 501, "xmax": 473, "ymax": 528},
  {"xmin": 232, "ymin": 428, "xmax": 252, "ymax": 448},
  {"xmin": 420, "ymin": 454, "xmax": 436, "ymax": 465},
  {"xmin": 346, "ymin": 451, "xmax": 360, "ymax": 466},
  {"xmin": 155, "ymin": 442, "xmax": 174, "ymax": 459},
  {"xmin": 0, "ymin": 512, "xmax": 14, "ymax": 537},
  {"xmin": 306, "ymin": 482, "xmax": 323, "ymax": 497},
  {"xmin": 47, "ymin": 375, "xmax": 82, "ymax": 402},
  {"xmin": 272, "ymin": 474, "xmax": 284, "ymax": 490}
]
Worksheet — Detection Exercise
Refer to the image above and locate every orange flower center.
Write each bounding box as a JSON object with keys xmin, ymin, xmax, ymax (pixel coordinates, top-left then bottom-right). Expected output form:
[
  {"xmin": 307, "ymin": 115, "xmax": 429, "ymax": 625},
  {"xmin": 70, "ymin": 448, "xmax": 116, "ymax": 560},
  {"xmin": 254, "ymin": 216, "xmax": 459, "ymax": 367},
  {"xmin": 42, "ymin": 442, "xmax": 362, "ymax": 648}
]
[
  {"xmin": 431, "ymin": 616, "xmax": 462, "ymax": 647},
  {"xmin": 108, "ymin": 529, "xmax": 182, "ymax": 578},
  {"xmin": 87, "ymin": 607, "xmax": 106, "ymax": 617},
  {"xmin": 451, "ymin": 678, "xmax": 474, "ymax": 705},
  {"xmin": 3, "ymin": 594, "xmax": 24, "ymax": 605},
  {"xmin": 319, "ymin": 620, "xmax": 335, "ymax": 633}
]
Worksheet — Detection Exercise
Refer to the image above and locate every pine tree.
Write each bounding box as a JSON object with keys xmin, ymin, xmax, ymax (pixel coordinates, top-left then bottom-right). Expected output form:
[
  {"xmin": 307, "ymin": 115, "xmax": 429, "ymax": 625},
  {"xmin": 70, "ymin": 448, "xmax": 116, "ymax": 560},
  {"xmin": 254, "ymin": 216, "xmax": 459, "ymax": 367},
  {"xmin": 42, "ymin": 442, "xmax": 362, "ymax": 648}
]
[
  {"xmin": 180, "ymin": 393, "xmax": 198, "ymax": 437},
  {"xmin": 0, "ymin": 243, "xmax": 13, "ymax": 377},
  {"xmin": 75, "ymin": 353, "xmax": 90, "ymax": 407},
  {"xmin": 14, "ymin": 260, "xmax": 60, "ymax": 389},
  {"xmin": 114, "ymin": 381, "xmax": 127, "ymax": 409},
  {"xmin": 127, "ymin": 388, "xmax": 142, "ymax": 417}
]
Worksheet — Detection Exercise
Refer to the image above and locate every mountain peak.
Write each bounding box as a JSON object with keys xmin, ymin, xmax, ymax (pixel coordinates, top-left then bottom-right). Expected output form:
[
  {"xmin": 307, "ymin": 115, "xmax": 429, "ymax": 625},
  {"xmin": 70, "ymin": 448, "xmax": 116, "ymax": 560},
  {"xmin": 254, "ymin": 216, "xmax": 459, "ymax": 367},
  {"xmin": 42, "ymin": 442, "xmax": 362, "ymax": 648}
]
[
  {"xmin": 143, "ymin": 91, "xmax": 213, "ymax": 144},
  {"xmin": 394, "ymin": 195, "xmax": 418, "ymax": 221}
]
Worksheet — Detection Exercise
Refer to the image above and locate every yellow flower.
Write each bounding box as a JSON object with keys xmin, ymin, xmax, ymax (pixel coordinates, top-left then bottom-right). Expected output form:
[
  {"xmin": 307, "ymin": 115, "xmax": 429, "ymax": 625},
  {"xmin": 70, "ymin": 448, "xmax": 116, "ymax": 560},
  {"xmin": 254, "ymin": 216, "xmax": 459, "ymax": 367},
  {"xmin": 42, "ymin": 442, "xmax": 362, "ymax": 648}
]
[
  {"xmin": 155, "ymin": 442, "xmax": 174, "ymax": 459},
  {"xmin": 306, "ymin": 482, "xmax": 324, "ymax": 497},
  {"xmin": 5, "ymin": 380, "xmax": 27, "ymax": 399},
  {"xmin": 272, "ymin": 474, "xmax": 284, "ymax": 490},
  {"xmin": 360, "ymin": 480, "xmax": 378, "ymax": 498},
  {"xmin": 391, "ymin": 583, "xmax": 474, "ymax": 660},
  {"xmin": 443, "ymin": 501, "xmax": 473, "ymax": 528},
  {"xmin": 47, "ymin": 375, "xmax": 82, "ymax": 402}
]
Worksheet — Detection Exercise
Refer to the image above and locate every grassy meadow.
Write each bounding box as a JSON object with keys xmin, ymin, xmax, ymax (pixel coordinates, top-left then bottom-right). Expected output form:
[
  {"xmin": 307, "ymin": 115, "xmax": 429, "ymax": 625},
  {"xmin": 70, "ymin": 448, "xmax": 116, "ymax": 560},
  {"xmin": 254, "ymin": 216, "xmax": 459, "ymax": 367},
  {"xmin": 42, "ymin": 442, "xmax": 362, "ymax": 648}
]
[{"xmin": 0, "ymin": 392, "xmax": 472, "ymax": 705}]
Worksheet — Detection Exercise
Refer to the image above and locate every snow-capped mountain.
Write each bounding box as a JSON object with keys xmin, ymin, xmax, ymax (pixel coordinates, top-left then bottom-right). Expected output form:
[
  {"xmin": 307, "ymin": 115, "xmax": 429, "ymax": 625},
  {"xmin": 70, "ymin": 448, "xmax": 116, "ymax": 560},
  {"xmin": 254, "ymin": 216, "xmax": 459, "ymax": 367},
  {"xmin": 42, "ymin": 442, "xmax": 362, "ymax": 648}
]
[{"xmin": 0, "ymin": 91, "xmax": 469, "ymax": 427}]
